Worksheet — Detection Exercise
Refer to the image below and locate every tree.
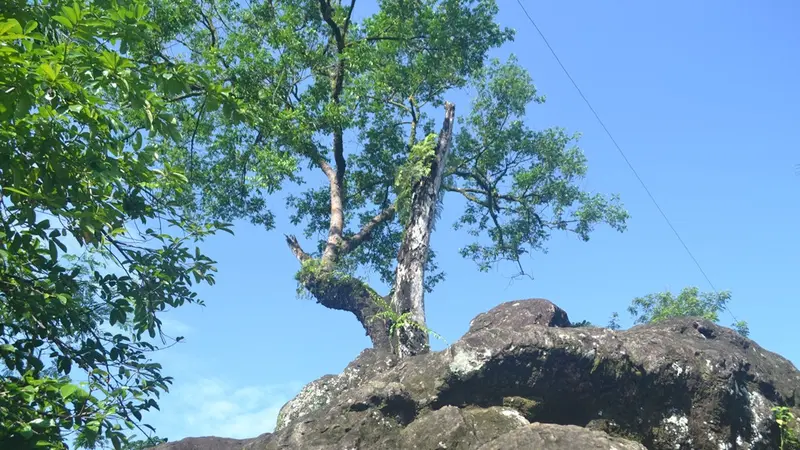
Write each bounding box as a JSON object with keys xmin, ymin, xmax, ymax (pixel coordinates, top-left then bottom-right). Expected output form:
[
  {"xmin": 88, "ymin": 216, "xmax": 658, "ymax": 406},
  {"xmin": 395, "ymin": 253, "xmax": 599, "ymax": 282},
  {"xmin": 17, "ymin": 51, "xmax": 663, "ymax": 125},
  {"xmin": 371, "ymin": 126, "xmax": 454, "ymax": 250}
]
[
  {"xmin": 626, "ymin": 287, "xmax": 749, "ymax": 336},
  {"xmin": 607, "ymin": 312, "xmax": 622, "ymax": 330},
  {"xmin": 138, "ymin": 0, "xmax": 629, "ymax": 357},
  {"xmin": 120, "ymin": 435, "xmax": 167, "ymax": 450},
  {"xmin": 1, "ymin": 1, "xmax": 224, "ymax": 448}
]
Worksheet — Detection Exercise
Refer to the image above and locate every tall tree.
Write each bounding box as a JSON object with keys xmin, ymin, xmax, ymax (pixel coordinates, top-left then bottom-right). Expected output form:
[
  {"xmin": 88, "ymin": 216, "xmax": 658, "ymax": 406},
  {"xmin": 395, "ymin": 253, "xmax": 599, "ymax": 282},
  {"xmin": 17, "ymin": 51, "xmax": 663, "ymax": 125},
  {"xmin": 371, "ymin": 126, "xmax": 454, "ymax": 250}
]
[
  {"xmin": 143, "ymin": 0, "xmax": 629, "ymax": 357},
  {"xmin": 627, "ymin": 287, "xmax": 749, "ymax": 336},
  {"xmin": 0, "ymin": 0, "xmax": 224, "ymax": 448}
]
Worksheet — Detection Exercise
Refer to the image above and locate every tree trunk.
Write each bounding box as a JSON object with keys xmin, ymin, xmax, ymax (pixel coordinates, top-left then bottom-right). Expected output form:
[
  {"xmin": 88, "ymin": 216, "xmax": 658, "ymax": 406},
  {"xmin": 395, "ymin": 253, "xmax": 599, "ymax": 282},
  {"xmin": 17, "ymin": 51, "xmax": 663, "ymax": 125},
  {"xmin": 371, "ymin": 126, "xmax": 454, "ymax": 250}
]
[
  {"xmin": 391, "ymin": 102, "xmax": 455, "ymax": 357},
  {"xmin": 287, "ymin": 235, "xmax": 393, "ymax": 353},
  {"xmin": 302, "ymin": 272, "xmax": 393, "ymax": 352},
  {"xmin": 286, "ymin": 102, "xmax": 455, "ymax": 358}
]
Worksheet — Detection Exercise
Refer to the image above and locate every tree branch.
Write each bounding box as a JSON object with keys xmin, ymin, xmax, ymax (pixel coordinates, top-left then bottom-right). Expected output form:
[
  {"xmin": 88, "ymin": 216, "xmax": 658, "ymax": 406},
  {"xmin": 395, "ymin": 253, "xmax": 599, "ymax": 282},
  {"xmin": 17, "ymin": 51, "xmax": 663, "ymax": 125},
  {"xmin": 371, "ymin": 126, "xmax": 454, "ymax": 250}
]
[
  {"xmin": 445, "ymin": 186, "xmax": 489, "ymax": 207},
  {"xmin": 349, "ymin": 35, "xmax": 428, "ymax": 47},
  {"xmin": 340, "ymin": 204, "xmax": 397, "ymax": 255},
  {"xmin": 343, "ymin": 0, "xmax": 357, "ymax": 36},
  {"xmin": 317, "ymin": 0, "xmax": 345, "ymax": 51},
  {"xmin": 166, "ymin": 90, "xmax": 205, "ymax": 103},
  {"xmin": 285, "ymin": 235, "xmax": 311, "ymax": 262},
  {"xmin": 447, "ymin": 175, "xmax": 520, "ymax": 273},
  {"xmin": 312, "ymin": 153, "xmax": 337, "ymax": 182},
  {"xmin": 197, "ymin": 8, "xmax": 218, "ymax": 48},
  {"xmin": 451, "ymin": 170, "xmax": 492, "ymax": 192},
  {"xmin": 318, "ymin": 0, "xmax": 348, "ymax": 266},
  {"xmin": 188, "ymin": 96, "xmax": 208, "ymax": 182}
]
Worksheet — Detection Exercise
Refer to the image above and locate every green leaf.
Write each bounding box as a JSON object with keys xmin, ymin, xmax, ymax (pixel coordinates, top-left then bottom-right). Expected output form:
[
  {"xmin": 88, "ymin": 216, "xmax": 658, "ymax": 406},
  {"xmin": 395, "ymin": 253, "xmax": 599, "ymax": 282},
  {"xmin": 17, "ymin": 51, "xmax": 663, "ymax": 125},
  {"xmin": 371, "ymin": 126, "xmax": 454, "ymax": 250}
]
[
  {"xmin": 51, "ymin": 15, "xmax": 74, "ymax": 30},
  {"xmin": 205, "ymin": 95, "xmax": 220, "ymax": 113},
  {"xmin": 60, "ymin": 384, "xmax": 79, "ymax": 400},
  {"xmin": 133, "ymin": 131, "xmax": 143, "ymax": 150},
  {"xmin": 48, "ymin": 240, "xmax": 58, "ymax": 261},
  {"xmin": 165, "ymin": 123, "xmax": 181, "ymax": 143},
  {"xmin": 60, "ymin": 6, "xmax": 79, "ymax": 26},
  {"xmin": 3, "ymin": 186, "xmax": 31, "ymax": 197},
  {"xmin": 145, "ymin": 108, "xmax": 154, "ymax": 127},
  {"xmin": 13, "ymin": 93, "xmax": 32, "ymax": 119},
  {"xmin": 24, "ymin": 20, "xmax": 38, "ymax": 34},
  {"xmin": 0, "ymin": 19, "xmax": 23, "ymax": 35},
  {"xmin": 222, "ymin": 101, "xmax": 234, "ymax": 120},
  {"xmin": 37, "ymin": 63, "xmax": 58, "ymax": 81}
]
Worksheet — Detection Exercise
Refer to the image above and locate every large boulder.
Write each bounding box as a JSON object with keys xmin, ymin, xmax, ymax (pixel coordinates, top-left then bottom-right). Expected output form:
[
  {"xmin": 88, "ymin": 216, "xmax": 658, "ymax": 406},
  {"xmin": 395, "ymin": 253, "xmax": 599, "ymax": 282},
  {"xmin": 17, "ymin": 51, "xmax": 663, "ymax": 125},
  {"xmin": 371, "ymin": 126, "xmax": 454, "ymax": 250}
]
[
  {"xmin": 155, "ymin": 299, "xmax": 800, "ymax": 450},
  {"xmin": 468, "ymin": 298, "xmax": 572, "ymax": 331},
  {"xmin": 274, "ymin": 347, "xmax": 397, "ymax": 432}
]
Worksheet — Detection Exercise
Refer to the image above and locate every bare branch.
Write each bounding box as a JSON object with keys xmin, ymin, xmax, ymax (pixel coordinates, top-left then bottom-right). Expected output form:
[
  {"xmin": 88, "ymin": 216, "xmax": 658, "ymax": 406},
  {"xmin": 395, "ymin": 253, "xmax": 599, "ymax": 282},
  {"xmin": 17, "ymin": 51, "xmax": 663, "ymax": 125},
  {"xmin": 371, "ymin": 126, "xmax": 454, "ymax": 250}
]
[
  {"xmin": 197, "ymin": 8, "xmax": 218, "ymax": 48},
  {"xmin": 445, "ymin": 186, "xmax": 489, "ymax": 207},
  {"xmin": 188, "ymin": 96, "xmax": 208, "ymax": 182},
  {"xmin": 343, "ymin": 0, "xmax": 357, "ymax": 35},
  {"xmin": 285, "ymin": 235, "xmax": 311, "ymax": 262},
  {"xmin": 451, "ymin": 170, "xmax": 493, "ymax": 193},
  {"xmin": 340, "ymin": 204, "xmax": 397, "ymax": 255},
  {"xmin": 166, "ymin": 90, "xmax": 206, "ymax": 103},
  {"xmin": 122, "ymin": 127, "xmax": 144, "ymax": 142}
]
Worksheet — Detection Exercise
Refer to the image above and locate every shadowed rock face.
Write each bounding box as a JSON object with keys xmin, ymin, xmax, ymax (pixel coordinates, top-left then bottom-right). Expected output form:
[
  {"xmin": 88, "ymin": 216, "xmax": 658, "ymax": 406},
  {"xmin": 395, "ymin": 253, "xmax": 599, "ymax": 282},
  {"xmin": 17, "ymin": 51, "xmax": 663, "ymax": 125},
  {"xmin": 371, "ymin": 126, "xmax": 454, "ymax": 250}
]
[{"xmin": 154, "ymin": 299, "xmax": 800, "ymax": 450}]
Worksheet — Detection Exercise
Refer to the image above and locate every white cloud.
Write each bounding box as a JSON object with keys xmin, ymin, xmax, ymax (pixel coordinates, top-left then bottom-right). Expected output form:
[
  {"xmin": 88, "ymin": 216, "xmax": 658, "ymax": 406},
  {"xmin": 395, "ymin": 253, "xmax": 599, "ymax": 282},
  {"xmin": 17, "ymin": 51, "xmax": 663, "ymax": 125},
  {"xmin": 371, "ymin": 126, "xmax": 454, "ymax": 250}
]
[{"xmin": 148, "ymin": 377, "xmax": 304, "ymax": 440}]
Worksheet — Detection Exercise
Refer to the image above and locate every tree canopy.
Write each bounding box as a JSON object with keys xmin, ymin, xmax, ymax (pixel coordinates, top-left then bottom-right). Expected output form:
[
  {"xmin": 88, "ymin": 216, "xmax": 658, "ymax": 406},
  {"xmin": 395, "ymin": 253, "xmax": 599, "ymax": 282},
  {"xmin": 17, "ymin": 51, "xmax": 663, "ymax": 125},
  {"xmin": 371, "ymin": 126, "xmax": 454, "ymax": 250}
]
[
  {"xmin": 626, "ymin": 287, "xmax": 749, "ymax": 336},
  {"xmin": 0, "ymin": 0, "xmax": 225, "ymax": 448},
  {"xmin": 138, "ymin": 0, "xmax": 628, "ymax": 353}
]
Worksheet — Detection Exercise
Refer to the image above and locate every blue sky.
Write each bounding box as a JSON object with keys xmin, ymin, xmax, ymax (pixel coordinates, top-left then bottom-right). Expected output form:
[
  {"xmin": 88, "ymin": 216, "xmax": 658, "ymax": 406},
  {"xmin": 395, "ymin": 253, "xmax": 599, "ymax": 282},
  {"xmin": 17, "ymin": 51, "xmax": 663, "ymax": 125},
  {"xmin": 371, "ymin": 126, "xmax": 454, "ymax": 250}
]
[{"xmin": 142, "ymin": 0, "xmax": 800, "ymax": 441}]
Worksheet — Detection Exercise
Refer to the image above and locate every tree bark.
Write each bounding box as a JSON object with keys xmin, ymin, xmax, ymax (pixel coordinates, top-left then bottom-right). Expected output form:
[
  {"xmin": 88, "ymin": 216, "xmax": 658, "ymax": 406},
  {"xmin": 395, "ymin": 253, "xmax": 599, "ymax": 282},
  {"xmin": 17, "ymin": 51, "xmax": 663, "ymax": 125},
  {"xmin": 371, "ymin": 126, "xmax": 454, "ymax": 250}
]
[
  {"xmin": 287, "ymin": 236, "xmax": 393, "ymax": 353},
  {"xmin": 318, "ymin": 0, "xmax": 348, "ymax": 268},
  {"xmin": 391, "ymin": 102, "xmax": 455, "ymax": 357}
]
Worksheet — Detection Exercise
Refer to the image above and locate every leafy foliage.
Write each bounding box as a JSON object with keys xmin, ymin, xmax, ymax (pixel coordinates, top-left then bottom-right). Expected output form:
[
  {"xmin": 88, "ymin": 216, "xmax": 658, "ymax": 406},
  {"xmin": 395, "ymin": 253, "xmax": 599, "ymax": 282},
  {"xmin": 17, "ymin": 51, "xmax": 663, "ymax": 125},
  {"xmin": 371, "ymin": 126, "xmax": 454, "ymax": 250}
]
[
  {"xmin": 121, "ymin": 435, "xmax": 168, "ymax": 450},
  {"xmin": 626, "ymin": 287, "xmax": 749, "ymax": 336},
  {"xmin": 607, "ymin": 312, "xmax": 622, "ymax": 331},
  {"xmin": 395, "ymin": 133, "xmax": 439, "ymax": 225},
  {"xmin": 447, "ymin": 57, "xmax": 628, "ymax": 276},
  {"xmin": 0, "ymin": 1, "xmax": 224, "ymax": 448},
  {"xmin": 138, "ymin": 0, "xmax": 628, "ymax": 287},
  {"xmin": 773, "ymin": 407, "xmax": 800, "ymax": 450},
  {"xmin": 369, "ymin": 293, "xmax": 447, "ymax": 354}
]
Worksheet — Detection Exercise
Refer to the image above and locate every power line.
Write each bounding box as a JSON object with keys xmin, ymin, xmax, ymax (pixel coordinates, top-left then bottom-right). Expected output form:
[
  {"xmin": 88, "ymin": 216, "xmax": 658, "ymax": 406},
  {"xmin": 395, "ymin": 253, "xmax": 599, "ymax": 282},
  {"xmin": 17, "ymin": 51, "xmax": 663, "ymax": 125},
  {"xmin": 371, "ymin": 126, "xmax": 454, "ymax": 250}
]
[{"xmin": 514, "ymin": 0, "xmax": 741, "ymax": 324}]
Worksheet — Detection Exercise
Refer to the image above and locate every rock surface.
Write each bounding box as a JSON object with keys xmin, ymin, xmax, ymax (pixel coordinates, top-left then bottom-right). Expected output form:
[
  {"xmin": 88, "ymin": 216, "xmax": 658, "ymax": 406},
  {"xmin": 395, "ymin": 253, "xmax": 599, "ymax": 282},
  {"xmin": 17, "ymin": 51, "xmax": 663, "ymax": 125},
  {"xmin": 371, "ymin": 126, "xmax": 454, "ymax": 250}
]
[
  {"xmin": 476, "ymin": 422, "xmax": 648, "ymax": 450},
  {"xmin": 153, "ymin": 435, "xmax": 267, "ymax": 450},
  {"xmin": 155, "ymin": 299, "xmax": 800, "ymax": 450}
]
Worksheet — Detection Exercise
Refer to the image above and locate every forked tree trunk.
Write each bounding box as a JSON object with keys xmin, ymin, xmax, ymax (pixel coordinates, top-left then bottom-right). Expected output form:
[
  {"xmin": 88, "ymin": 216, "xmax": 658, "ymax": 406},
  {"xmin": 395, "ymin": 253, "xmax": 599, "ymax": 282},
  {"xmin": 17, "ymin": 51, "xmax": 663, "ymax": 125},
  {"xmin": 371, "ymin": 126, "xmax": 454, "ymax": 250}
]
[
  {"xmin": 391, "ymin": 102, "xmax": 455, "ymax": 357},
  {"xmin": 287, "ymin": 103, "xmax": 455, "ymax": 358}
]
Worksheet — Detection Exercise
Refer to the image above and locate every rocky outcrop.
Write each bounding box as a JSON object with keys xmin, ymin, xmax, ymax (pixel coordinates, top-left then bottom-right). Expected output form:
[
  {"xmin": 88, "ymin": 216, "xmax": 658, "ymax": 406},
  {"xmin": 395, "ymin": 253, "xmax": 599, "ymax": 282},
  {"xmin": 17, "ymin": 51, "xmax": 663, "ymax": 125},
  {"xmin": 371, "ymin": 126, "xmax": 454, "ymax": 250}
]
[
  {"xmin": 156, "ymin": 299, "xmax": 800, "ymax": 450},
  {"xmin": 153, "ymin": 435, "xmax": 269, "ymax": 450}
]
